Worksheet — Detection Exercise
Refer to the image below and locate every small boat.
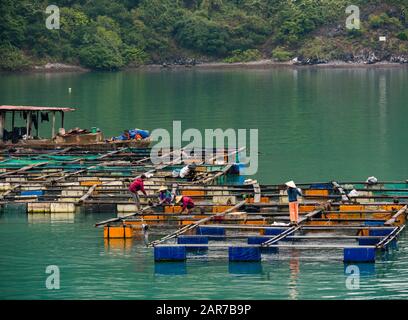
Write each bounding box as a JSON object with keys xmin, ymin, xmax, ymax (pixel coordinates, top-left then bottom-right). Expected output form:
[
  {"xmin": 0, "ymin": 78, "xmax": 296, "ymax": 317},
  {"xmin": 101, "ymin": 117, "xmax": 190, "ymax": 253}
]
[{"xmin": 0, "ymin": 105, "xmax": 151, "ymax": 151}]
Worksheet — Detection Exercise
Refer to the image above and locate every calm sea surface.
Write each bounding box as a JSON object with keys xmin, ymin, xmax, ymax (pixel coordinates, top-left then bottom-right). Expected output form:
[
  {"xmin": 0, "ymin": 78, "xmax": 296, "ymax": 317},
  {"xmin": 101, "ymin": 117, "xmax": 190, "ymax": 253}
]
[{"xmin": 0, "ymin": 67, "xmax": 408, "ymax": 299}]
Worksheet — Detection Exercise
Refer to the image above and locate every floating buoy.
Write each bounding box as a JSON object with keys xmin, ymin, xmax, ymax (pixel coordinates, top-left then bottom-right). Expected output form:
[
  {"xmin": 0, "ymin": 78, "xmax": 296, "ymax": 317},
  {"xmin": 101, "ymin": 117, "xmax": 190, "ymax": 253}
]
[{"xmin": 68, "ymin": 87, "xmax": 72, "ymax": 93}]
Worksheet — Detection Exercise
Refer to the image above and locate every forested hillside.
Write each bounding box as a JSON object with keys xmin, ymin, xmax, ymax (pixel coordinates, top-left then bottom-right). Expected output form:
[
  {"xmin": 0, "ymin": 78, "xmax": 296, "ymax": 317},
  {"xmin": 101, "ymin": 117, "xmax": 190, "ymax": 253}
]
[{"xmin": 1, "ymin": 0, "xmax": 407, "ymax": 70}]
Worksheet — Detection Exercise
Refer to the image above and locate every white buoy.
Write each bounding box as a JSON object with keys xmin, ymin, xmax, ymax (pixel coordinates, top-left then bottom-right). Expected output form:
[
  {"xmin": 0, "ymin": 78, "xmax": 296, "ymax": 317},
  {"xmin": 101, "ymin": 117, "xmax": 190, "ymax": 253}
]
[{"xmin": 68, "ymin": 87, "xmax": 72, "ymax": 93}]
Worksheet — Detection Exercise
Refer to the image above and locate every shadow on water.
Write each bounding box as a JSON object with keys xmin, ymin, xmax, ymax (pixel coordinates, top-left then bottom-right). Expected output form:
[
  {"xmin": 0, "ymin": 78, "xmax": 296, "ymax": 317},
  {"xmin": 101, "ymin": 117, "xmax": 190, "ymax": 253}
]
[
  {"xmin": 154, "ymin": 262, "xmax": 187, "ymax": 275},
  {"xmin": 228, "ymin": 262, "xmax": 263, "ymax": 275}
]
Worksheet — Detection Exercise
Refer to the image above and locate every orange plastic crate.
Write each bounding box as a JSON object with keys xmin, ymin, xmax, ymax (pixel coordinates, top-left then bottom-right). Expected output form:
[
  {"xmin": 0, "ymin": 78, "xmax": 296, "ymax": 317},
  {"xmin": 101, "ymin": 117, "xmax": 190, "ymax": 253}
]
[
  {"xmin": 181, "ymin": 190, "xmax": 205, "ymax": 196},
  {"xmin": 104, "ymin": 225, "xmax": 133, "ymax": 238},
  {"xmin": 304, "ymin": 189, "xmax": 329, "ymax": 197}
]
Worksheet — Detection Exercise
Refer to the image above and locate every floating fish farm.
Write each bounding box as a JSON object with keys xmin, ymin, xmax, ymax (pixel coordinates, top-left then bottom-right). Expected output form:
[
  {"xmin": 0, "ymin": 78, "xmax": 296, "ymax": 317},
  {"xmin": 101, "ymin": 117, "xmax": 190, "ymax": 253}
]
[{"xmin": 1, "ymin": 146, "xmax": 407, "ymax": 264}]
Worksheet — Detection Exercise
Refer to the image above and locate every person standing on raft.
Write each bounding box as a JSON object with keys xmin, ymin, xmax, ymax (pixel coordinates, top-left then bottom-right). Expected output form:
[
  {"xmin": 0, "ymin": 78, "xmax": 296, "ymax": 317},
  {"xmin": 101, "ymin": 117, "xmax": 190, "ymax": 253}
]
[
  {"xmin": 286, "ymin": 181, "xmax": 302, "ymax": 225},
  {"xmin": 175, "ymin": 195, "xmax": 195, "ymax": 214},
  {"xmin": 129, "ymin": 174, "xmax": 147, "ymax": 210}
]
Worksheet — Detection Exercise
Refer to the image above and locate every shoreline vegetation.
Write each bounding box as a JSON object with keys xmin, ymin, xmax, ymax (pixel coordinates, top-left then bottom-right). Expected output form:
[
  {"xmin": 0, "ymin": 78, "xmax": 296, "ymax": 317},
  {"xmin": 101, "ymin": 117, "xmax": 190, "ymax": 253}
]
[{"xmin": 1, "ymin": 1, "xmax": 408, "ymax": 73}]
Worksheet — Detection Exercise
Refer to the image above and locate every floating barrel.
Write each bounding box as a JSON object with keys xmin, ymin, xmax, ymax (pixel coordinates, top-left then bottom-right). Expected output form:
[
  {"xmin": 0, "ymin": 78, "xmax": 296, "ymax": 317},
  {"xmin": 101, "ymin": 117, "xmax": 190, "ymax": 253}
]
[
  {"xmin": 20, "ymin": 190, "xmax": 43, "ymax": 196},
  {"xmin": 229, "ymin": 246, "xmax": 261, "ymax": 262},
  {"xmin": 247, "ymin": 236, "xmax": 278, "ymax": 253},
  {"xmin": 364, "ymin": 221, "xmax": 385, "ymax": 227},
  {"xmin": 263, "ymin": 228, "xmax": 286, "ymax": 236},
  {"xmin": 368, "ymin": 228, "xmax": 394, "ymax": 237},
  {"xmin": 177, "ymin": 235, "xmax": 208, "ymax": 250},
  {"xmin": 310, "ymin": 183, "xmax": 333, "ymax": 190},
  {"xmin": 104, "ymin": 225, "xmax": 133, "ymax": 239},
  {"xmin": 262, "ymin": 228, "xmax": 290, "ymax": 241},
  {"xmin": 196, "ymin": 226, "xmax": 225, "ymax": 240},
  {"xmin": 358, "ymin": 237, "xmax": 381, "ymax": 246},
  {"xmin": 343, "ymin": 247, "xmax": 376, "ymax": 263},
  {"xmin": 154, "ymin": 246, "xmax": 186, "ymax": 262}
]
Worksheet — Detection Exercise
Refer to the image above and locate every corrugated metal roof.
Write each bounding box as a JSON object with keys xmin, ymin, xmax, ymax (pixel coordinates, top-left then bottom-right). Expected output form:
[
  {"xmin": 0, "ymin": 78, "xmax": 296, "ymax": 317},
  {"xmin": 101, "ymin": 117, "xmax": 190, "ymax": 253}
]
[{"xmin": 0, "ymin": 106, "xmax": 75, "ymax": 112}]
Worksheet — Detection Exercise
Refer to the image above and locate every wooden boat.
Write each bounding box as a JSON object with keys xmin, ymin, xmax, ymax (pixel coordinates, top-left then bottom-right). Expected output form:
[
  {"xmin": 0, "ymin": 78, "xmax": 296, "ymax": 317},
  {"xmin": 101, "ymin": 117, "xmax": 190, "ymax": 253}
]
[{"xmin": 0, "ymin": 105, "xmax": 150, "ymax": 151}]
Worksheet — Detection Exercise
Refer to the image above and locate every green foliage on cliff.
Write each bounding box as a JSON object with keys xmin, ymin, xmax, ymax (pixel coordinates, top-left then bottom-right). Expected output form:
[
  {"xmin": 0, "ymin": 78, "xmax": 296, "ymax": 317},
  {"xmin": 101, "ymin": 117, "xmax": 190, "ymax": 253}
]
[
  {"xmin": 223, "ymin": 49, "xmax": 262, "ymax": 63},
  {"xmin": 0, "ymin": 0, "xmax": 407, "ymax": 70},
  {"xmin": 0, "ymin": 45, "xmax": 31, "ymax": 71}
]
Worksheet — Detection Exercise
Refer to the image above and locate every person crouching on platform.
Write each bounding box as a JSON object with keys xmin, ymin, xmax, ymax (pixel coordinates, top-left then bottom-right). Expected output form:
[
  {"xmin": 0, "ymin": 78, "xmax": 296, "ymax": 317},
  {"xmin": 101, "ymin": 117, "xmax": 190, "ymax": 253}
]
[
  {"xmin": 129, "ymin": 174, "xmax": 147, "ymax": 210},
  {"xmin": 158, "ymin": 185, "xmax": 173, "ymax": 205},
  {"xmin": 175, "ymin": 195, "xmax": 195, "ymax": 214},
  {"xmin": 286, "ymin": 181, "xmax": 302, "ymax": 226}
]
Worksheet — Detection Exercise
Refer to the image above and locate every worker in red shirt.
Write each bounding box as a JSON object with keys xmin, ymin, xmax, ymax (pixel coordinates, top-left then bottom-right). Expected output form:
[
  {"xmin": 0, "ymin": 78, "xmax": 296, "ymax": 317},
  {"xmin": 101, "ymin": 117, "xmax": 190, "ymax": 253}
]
[
  {"xmin": 129, "ymin": 174, "xmax": 147, "ymax": 210},
  {"xmin": 175, "ymin": 195, "xmax": 195, "ymax": 214}
]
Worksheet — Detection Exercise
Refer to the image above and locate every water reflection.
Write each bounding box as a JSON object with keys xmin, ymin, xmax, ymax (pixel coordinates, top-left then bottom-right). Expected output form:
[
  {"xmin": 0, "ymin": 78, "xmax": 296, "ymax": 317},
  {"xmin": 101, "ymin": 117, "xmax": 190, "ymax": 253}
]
[
  {"xmin": 104, "ymin": 238, "xmax": 133, "ymax": 255},
  {"xmin": 343, "ymin": 263, "xmax": 376, "ymax": 277},
  {"xmin": 27, "ymin": 212, "xmax": 75, "ymax": 223},
  {"xmin": 228, "ymin": 262, "xmax": 263, "ymax": 275},
  {"xmin": 51, "ymin": 212, "xmax": 75, "ymax": 223},
  {"xmin": 155, "ymin": 262, "xmax": 187, "ymax": 275},
  {"xmin": 27, "ymin": 213, "xmax": 50, "ymax": 223},
  {"xmin": 288, "ymin": 249, "xmax": 300, "ymax": 299}
]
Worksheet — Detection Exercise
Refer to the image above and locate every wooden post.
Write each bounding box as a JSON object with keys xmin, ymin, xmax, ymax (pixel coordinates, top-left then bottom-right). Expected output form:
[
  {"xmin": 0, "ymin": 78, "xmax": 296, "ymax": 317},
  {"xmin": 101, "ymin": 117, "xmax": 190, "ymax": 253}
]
[
  {"xmin": 61, "ymin": 111, "xmax": 64, "ymax": 129},
  {"xmin": 28, "ymin": 111, "xmax": 32, "ymax": 137},
  {"xmin": 26, "ymin": 111, "xmax": 31, "ymax": 138},
  {"xmin": 51, "ymin": 112, "xmax": 56, "ymax": 138},
  {"xmin": 36, "ymin": 111, "xmax": 39, "ymax": 138},
  {"xmin": 11, "ymin": 111, "xmax": 15, "ymax": 131},
  {"xmin": 0, "ymin": 112, "xmax": 4, "ymax": 140}
]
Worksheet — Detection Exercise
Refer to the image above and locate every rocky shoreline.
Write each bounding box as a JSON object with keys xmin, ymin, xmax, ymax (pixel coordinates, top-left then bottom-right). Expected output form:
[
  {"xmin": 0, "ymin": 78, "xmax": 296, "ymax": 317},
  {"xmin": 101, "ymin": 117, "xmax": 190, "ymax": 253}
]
[
  {"xmin": 3, "ymin": 57, "xmax": 408, "ymax": 74},
  {"xmin": 31, "ymin": 63, "xmax": 89, "ymax": 72}
]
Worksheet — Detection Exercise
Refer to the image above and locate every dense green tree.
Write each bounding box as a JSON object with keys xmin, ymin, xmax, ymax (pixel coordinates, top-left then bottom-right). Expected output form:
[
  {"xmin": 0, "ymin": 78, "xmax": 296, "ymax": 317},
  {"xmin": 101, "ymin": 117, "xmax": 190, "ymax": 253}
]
[
  {"xmin": 175, "ymin": 14, "xmax": 230, "ymax": 55},
  {"xmin": 0, "ymin": 0, "xmax": 407, "ymax": 70}
]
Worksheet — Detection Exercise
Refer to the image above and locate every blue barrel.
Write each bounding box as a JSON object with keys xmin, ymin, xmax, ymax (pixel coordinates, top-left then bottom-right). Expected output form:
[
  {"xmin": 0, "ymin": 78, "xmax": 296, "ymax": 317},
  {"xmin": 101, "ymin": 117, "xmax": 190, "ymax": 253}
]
[
  {"xmin": 247, "ymin": 237, "xmax": 278, "ymax": 253},
  {"xmin": 177, "ymin": 235, "xmax": 208, "ymax": 250},
  {"xmin": 196, "ymin": 227, "xmax": 225, "ymax": 240},
  {"xmin": 229, "ymin": 246, "xmax": 261, "ymax": 262},
  {"xmin": 154, "ymin": 246, "xmax": 186, "ymax": 262},
  {"xmin": 21, "ymin": 190, "xmax": 43, "ymax": 196},
  {"xmin": 369, "ymin": 228, "xmax": 394, "ymax": 237},
  {"xmin": 264, "ymin": 228, "xmax": 286, "ymax": 236},
  {"xmin": 344, "ymin": 247, "xmax": 376, "ymax": 263},
  {"xmin": 358, "ymin": 237, "xmax": 381, "ymax": 246}
]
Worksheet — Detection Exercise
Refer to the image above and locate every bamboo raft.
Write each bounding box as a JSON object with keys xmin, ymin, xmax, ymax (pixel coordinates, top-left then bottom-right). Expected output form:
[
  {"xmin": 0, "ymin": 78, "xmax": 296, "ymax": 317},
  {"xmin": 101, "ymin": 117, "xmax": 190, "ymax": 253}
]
[
  {"xmin": 95, "ymin": 181, "xmax": 408, "ymax": 263},
  {"xmin": 1, "ymin": 145, "xmax": 407, "ymax": 262},
  {"xmin": 146, "ymin": 201, "xmax": 406, "ymax": 263},
  {"xmin": 0, "ymin": 147, "xmax": 245, "ymax": 213}
]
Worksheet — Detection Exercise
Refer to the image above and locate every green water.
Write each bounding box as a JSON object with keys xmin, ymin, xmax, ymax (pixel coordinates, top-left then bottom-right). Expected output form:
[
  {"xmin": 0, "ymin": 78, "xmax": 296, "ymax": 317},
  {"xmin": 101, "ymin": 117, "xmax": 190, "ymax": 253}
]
[{"xmin": 1, "ymin": 67, "xmax": 408, "ymax": 299}]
